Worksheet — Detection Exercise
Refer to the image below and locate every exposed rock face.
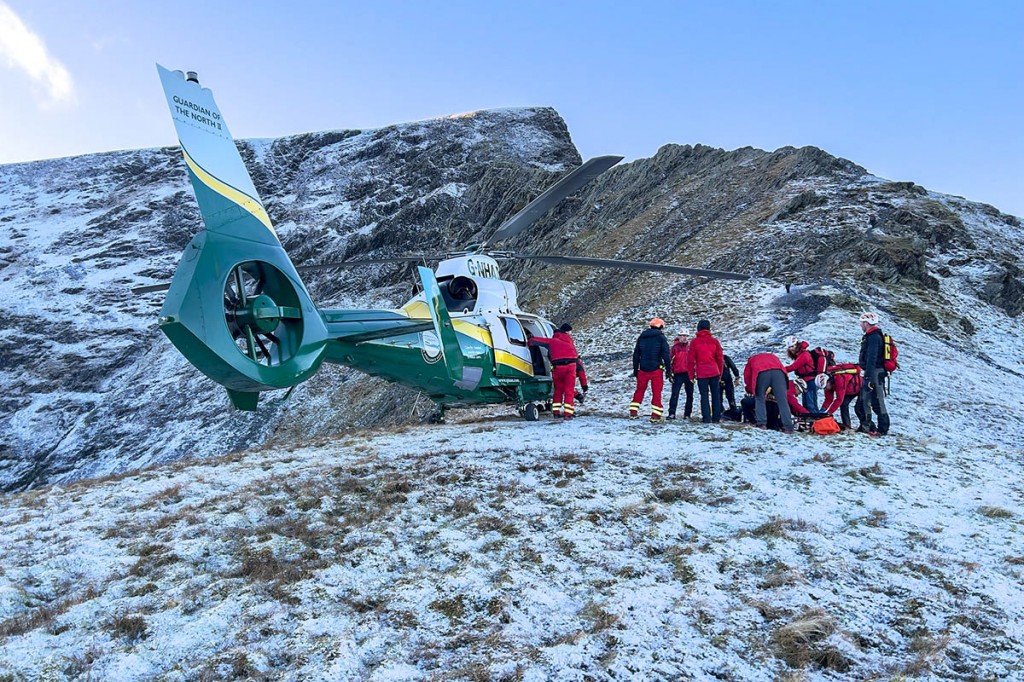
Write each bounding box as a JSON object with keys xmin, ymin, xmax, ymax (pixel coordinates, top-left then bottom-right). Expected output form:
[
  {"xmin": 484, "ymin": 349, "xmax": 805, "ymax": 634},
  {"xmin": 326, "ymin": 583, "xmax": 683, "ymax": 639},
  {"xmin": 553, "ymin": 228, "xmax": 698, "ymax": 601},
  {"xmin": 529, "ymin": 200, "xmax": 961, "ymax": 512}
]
[
  {"xmin": 1, "ymin": 108, "xmax": 1021, "ymax": 490},
  {"xmin": 0, "ymin": 108, "xmax": 578, "ymax": 491}
]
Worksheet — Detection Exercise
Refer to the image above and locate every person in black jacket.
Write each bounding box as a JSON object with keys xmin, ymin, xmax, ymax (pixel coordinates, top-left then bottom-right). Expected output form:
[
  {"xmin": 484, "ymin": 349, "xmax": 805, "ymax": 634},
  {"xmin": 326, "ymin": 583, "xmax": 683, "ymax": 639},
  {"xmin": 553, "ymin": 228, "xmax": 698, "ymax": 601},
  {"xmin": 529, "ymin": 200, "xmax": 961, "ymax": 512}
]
[
  {"xmin": 630, "ymin": 318, "xmax": 672, "ymax": 422},
  {"xmin": 719, "ymin": 354, "xmax": 740, "ymax": 412},
  {"xmin": 857, "ymin": 312, "xmax": 889, "ymax": 436}
]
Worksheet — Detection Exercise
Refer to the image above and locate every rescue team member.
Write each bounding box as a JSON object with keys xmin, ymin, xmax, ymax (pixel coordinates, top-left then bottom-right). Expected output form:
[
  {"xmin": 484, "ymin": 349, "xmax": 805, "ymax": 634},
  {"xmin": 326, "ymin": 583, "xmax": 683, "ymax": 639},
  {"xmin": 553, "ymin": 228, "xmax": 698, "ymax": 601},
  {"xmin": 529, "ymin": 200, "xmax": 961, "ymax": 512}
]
[
  {"xmin": 858, "ymin": 312, "xmax": 889, "ymax": 436},
  {"xmin": 689, "ymin": 319, "xmax": 725, "ymax": 424},
  {"xmin": 818, "ymin": 365, "xmax": 863, "ymax": 430},
  {"xmin": 743, "ymin": 353, "xmax": 794, "ymax": 433},
  {"xmin": 784, "ymin": 336, "xmax": 821, "ymax": 412},
  {"xmin": 720, "ymin": 354, "xmax": 741, "ymax": 412},
  {"xmin": 631, "ymin": 318, "xmax": 671, "ymax": 422},
  {"xmin": 528, "ymin": 323, "xmax": 587, "ymax": 420},
  {"xmin": 668, "ymin": 333, "xmax": 694, "ymax": 420},
  {"xmin": 788, "ymin": 378, "xmax": 811, "ymax": 418}
]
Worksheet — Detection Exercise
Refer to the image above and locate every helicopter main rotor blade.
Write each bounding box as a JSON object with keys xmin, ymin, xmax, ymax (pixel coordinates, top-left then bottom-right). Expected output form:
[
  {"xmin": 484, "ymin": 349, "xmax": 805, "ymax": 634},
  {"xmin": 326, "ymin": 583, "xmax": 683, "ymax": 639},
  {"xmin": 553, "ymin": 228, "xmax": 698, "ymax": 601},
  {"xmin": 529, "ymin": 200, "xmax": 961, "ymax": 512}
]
[
  {"xmin": 513, "ymin": 254, "xmax": 753, "ymax": 281},
  {"xmin": 132, "ymin": 282, "xmax": 173, "ymax": 294},
  {"xmin": 481, "ymin": 155, "xmax": 624, "ymax": 248},
  {"xmin": 130, "ymin": 256, "xmax": 443, "ymax": 295},
  {"xmin": 295, "ymin": 256, "xmax": 444, "ymax": 272}
]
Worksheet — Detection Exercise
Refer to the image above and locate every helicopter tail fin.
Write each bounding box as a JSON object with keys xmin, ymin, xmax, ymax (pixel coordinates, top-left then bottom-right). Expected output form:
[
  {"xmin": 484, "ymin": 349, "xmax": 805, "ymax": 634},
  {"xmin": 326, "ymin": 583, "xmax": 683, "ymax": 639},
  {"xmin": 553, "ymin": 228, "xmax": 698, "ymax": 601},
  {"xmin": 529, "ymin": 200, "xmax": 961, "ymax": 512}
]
[
  {"xmin": 155, "ymin": 65, "xmax": 328, "ymax": 409},
  {"xmin": 418, "ymin": 267, "xmax": 482, "ymax": 390}
]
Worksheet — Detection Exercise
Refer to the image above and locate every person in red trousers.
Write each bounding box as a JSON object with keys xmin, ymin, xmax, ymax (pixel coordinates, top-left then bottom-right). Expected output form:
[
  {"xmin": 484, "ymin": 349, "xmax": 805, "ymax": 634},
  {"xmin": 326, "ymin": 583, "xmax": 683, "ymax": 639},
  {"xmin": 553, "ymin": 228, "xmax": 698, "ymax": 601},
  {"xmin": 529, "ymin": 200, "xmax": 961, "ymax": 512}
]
[
  {"xmin": 529, "ymin": 323, "xmax": 587, "ymax": 420},
  {"xmin": 630, "ymin": 318, "xmax": 671, "ymax": 422}
]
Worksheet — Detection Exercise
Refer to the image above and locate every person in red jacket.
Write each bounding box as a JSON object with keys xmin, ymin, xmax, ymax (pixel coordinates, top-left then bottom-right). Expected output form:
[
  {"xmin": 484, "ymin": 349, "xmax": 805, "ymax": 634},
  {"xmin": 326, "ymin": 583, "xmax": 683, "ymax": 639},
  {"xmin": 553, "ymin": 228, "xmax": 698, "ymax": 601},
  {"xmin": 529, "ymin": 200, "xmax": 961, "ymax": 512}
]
[
  {"xmin": 784, "ymin": 336, "xmax": 823, "ymax": 412},
  {"xmin": 668, "ymin": 334, "xmax": 694, "ymax": 420},
  {"xmin": 689, "ymin": 319, "xmax": 725, "ymax": 423},
  {"xmin": 528, "ymin": 323, "xmax": 587, "ymax": 420},
  {"xmin": 819, "ymin": 365, "xmax": 863, "ymax": 430},
  {"xmin": 742, "ymin": 352, "xmax": 794, "ymax": 432},
  {"xmin": 787, "ymin": 379, "xmax": 810, "ymax": 418}
]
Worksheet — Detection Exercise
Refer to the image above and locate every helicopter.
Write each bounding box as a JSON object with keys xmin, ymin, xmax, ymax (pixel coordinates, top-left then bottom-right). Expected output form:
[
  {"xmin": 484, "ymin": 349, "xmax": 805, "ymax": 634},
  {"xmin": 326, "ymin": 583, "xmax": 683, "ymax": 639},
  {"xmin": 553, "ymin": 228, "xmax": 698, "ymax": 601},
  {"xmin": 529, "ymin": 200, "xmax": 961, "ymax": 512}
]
[{"xmin": 140, "ymin": 65, "xmax": 752, "ymax": 420}]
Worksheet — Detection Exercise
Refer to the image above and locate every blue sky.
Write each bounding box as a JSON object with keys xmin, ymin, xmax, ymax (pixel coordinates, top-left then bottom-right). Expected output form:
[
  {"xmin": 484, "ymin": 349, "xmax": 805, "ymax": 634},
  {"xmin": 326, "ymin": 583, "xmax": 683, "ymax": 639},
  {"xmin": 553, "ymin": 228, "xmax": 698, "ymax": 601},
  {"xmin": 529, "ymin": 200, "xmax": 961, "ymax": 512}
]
[{"xmin": 1, "ymin": 0, "xmax": 1021, "ymax": 216}]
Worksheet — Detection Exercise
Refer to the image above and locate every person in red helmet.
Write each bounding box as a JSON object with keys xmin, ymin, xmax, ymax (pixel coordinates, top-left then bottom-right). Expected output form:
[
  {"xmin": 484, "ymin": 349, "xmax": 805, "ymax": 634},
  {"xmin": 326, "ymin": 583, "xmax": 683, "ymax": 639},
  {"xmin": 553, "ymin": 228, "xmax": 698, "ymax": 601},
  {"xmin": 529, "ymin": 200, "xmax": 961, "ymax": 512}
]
[
  {"xmin": 668, "ymin": 333, "xmax": 694, "ymax": 420},
  {"xmin": 529, "ymin": 322, "xmax": 587, "ymax": 420},
  {"xmin": 742, "ymin": 352, "xmax": 794, "ymax": 433},
  {"xmin": 631, "ymin": 318, "xmax": 671, "ymax": 422},
  {"xmin": 689, "ymin": 319, "xmax": 724, "ymax": 423}
]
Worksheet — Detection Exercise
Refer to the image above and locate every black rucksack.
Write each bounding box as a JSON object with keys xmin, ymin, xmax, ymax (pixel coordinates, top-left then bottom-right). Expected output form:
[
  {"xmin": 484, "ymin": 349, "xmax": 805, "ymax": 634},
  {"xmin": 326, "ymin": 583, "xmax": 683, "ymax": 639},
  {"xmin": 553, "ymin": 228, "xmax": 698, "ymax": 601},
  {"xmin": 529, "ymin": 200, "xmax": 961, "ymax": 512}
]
[{"xmin": 808, "ymin": 347, "xmax": 835, "ymax": 375}]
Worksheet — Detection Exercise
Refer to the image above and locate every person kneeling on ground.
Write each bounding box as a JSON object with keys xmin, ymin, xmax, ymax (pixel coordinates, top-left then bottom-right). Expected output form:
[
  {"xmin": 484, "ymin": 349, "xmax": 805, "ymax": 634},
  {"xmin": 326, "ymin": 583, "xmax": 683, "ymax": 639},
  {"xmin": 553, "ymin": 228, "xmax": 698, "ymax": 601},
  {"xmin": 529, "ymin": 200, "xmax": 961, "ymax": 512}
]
[{"xmin": 819, "ymin": 366, "xmax": 863, "ymax": 430}]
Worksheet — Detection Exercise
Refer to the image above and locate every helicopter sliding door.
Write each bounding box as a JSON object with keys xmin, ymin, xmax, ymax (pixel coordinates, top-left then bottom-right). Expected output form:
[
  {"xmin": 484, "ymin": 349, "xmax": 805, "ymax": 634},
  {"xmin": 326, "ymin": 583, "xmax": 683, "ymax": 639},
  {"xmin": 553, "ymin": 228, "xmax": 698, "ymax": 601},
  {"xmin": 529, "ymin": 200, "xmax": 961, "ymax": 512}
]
[
  {"xmin": 519, "ymin": 318, "xmax": 553, "ymax": 378},
  {"xmin": 490, "ymin": 314, "xmax": 536, "ymax": 379}
]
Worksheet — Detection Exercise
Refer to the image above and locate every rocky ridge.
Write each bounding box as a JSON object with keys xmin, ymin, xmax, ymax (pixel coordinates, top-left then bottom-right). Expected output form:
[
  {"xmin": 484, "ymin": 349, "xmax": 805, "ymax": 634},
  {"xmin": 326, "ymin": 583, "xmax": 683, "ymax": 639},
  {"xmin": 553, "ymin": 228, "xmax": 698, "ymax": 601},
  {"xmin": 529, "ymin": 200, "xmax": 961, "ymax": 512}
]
[{"xmin": 1, "ymin": 108, "xmax": 1022, "ymax": 491}]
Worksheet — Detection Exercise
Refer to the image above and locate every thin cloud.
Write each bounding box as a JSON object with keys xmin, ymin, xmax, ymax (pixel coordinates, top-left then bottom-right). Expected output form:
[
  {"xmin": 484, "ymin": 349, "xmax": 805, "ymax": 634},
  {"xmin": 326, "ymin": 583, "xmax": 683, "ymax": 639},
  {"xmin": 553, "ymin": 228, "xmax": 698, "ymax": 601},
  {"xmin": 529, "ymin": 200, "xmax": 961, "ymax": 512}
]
[{"xmin": 0, "ymin": 1, "xmax": 75, "ymax": 104}]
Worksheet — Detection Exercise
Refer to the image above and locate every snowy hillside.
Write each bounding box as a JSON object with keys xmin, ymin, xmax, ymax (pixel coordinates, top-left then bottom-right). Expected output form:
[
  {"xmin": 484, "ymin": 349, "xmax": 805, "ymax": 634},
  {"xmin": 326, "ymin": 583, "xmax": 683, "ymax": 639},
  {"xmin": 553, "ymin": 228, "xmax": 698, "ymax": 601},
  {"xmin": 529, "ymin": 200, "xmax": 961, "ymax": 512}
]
[
  {"xmin": 1, "ymin": 302, "xmax": 1022, "ymax": 680},
  {"xmin": 2, "ymin": 106, "xmax": 1024, "ymax": 678},
  {"xmin": 0, "ymin": 108, "xmax": 580, "ymax": 491}
]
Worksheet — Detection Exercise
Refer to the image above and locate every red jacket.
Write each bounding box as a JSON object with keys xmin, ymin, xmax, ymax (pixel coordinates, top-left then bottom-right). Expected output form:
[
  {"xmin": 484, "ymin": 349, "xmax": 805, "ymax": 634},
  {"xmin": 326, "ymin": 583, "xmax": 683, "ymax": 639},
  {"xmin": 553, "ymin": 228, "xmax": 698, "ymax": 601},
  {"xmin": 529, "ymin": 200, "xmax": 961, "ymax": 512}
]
[
  {"xmin": 670, "ymin": 339, "xmax": 691, "ymax": 374},
  {"xmin": 689, "ymin": 330, "xmax": 724, "ymax": 379},
  {"xmin": 530, "ymin": 330, "xmax": 577, "ymax": 361},
  {"xmin": 785, "ymin": 342, "xmax": 819, "ymax": 380},
  {"xmin": 787, "ymin": 384, "xmax": 809, "ymax": 415},
  {"xmin": 529, "ymin": 331, "xmax": 587, "ymax": 389},
  {"xmin": 743, "ymin": 353, "xmax": 784, "ymax": 395},
  {"xmin": 821, "ymin": 368, "xmax": 862, "ymax": 414}
]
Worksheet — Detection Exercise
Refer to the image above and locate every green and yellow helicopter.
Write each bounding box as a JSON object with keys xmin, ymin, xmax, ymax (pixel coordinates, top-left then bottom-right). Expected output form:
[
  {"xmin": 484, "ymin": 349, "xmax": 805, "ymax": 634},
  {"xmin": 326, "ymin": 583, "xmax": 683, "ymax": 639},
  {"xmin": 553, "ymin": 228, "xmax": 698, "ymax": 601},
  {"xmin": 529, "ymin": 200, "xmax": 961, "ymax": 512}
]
[{"xmin": 140, "ymin": 66, "xmax": 750, "ymax": 420}]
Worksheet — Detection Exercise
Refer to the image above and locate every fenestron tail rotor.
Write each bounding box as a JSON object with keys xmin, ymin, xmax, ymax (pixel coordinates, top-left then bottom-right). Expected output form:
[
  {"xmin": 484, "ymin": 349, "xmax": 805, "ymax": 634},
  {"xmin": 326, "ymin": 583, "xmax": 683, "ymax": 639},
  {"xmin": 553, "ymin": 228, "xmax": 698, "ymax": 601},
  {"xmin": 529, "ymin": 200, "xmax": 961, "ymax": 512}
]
[{"xmin": 223, "ymin": 261, "xmax": 305, "ymax": 366}]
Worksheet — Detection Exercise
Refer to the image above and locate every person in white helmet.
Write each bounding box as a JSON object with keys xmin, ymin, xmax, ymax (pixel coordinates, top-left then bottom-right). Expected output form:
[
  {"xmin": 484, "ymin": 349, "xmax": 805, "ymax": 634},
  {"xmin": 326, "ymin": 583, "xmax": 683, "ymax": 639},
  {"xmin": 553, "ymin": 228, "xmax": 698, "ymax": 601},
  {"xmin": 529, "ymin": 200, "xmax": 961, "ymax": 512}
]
[{"xmin": 857, "ymin": 312, "xmax": 889, "ymax": 435}]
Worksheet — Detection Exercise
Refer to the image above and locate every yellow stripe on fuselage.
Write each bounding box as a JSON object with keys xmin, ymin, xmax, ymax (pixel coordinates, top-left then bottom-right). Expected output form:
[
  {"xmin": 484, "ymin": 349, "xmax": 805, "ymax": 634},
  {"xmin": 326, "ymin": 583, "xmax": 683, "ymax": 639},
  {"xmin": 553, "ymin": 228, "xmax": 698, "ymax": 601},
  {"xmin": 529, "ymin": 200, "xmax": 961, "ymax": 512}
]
[
  {"xmin": 495, "ymin": 350, "xmax": 534, "ymax": 375},
  {"xmin": 400, "ymin": 301, "xmax": 494, "ymax": 347},
  {"xmin": 182, "ymin": 148, "xmax": 275, "ymax": 234}
]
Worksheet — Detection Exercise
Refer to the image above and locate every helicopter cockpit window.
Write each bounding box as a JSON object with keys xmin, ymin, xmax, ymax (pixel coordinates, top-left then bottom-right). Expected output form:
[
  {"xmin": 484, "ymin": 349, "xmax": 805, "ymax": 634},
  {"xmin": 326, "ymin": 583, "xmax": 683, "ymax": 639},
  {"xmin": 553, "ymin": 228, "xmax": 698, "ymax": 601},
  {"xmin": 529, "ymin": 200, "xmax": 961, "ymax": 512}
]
[{"xmin": 501, "ymin": 316, "xmax": 528, "ymax": 346}]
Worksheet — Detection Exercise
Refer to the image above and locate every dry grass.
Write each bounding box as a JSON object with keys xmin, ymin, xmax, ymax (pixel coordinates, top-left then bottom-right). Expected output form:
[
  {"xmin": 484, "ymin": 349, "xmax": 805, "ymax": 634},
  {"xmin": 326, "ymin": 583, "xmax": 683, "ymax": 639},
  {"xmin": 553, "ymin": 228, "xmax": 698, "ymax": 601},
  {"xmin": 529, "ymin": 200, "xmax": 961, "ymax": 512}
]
[
  {"xmin": 773, "ymin": 608, "xmax": 851, "ymax": 672},
  {"xmin": 978, "ymin": 505, "xmax": 1014, "ymax": 519},
  {"xmin": 745, "ymin": 517, "xmax": 819, "ymax": 539},
  {"xmin": 899, "ymin": 632, "xmax": 950, "ymax": 675},
  {"xmin": 104, "ymin": 611, "xmax": 148, "ymax": 643},
  {"xmin": 0, "ymin": 585, "xmax": 99, "ymax": 638},
  {"xmin": 844, "ymin": 462, "xmax": 886, "ymax": 485}
]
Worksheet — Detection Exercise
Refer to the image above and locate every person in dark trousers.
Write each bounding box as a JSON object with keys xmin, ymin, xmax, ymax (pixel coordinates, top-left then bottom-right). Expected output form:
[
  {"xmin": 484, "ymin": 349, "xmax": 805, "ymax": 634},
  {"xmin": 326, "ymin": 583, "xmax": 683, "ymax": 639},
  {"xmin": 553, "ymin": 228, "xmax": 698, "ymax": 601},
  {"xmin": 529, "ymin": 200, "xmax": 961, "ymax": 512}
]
[
  {"xmin": 819, "ymin": 366, "xmax": 863, "ymax": 430},
  {"xmin": 857, "ymin": 312, "xmax": 889, "ymax": 435},
  {"xmin": 668, "ymin": 333, "xmax": 694, "ymax": 420},
  {"xmin": 688, "ymin": 319, "xmax": 724, "ymax": 423},
  {"xmin": 743, "ymin": 353, "xmax": 795, "ymax": 433},
  {"xmin": 784, "ymin": 336, "xmax": 821, "ymax": 412},
  {"xmin": 720, "ymin": 354, "xmax": 740, "ymax": 412},
  {"xmin": 631, "ymin": 318, "xmax": 672, "ymax": 422}
]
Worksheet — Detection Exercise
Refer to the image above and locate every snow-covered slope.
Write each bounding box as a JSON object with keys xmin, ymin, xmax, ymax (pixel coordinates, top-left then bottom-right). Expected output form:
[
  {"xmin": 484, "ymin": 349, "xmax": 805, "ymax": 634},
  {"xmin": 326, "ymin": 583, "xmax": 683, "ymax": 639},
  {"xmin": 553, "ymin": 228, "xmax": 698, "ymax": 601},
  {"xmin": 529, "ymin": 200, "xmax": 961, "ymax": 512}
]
[
  {"xmin": 0, "ymin": 108, "xmax": 580, "ymax": 491},
  {"xmin": 1, "ymin": 108, "xmax": 1023, "ymax": 679},
  {"xmin": 1, "ymin": 326, "xmax": 1021, "ymax": 680}
]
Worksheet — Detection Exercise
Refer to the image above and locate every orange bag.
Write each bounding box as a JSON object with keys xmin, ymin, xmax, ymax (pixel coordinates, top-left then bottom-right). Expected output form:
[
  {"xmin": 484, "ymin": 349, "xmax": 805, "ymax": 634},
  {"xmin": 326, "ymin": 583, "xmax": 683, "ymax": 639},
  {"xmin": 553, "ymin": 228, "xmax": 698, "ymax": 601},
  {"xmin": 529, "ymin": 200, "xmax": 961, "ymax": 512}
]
[{"xmin": 812, "ymin": 416, "xmax": 841, "ymax": 435}]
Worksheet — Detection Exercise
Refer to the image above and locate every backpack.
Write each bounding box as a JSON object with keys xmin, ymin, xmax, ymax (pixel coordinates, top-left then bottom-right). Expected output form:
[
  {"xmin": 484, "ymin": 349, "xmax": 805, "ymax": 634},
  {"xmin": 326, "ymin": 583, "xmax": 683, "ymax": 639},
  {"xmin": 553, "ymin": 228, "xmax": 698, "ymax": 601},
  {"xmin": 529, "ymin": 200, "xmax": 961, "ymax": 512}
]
[
  {"xmin": 808, "ymin": 347, "xmax": 836, "ymax": 375},
  {"xmin": 882, "ymin": 335, "xmax": 899, "ymax": 373},
  {"xmin": 812, "ymin": 416, "xmax": 841, "ymax": 435}
]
